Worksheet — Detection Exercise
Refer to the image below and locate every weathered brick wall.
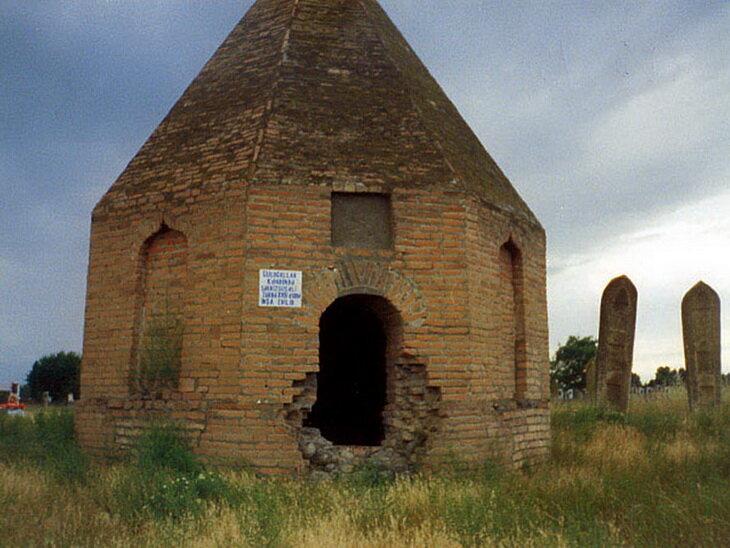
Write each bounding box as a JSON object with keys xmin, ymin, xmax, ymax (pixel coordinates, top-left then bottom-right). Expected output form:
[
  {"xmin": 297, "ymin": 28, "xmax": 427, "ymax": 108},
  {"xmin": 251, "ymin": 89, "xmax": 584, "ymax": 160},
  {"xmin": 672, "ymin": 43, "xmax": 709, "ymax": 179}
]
[
  {"xmin": 78, "ymin": 184, "xmax": 548, "ymax": 472},
  {"xmin": 438, "ymin": 196, "xmax": 550, "ymax": 466},
  {"xmin": 78, "ymin": 189, "xmax": 250, "ymax": 459}
]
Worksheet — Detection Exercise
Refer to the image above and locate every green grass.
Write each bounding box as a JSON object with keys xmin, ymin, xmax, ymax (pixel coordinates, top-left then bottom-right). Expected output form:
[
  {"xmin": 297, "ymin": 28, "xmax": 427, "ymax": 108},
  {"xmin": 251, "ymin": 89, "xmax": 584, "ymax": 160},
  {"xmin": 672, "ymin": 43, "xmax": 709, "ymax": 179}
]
[
  {"xmin": 2, "ymin": 394, "xmax": 730, "ymax": 545},
  {"xmin": 0, "ymin": 407, "xmax": 88, "ymax": 484}
]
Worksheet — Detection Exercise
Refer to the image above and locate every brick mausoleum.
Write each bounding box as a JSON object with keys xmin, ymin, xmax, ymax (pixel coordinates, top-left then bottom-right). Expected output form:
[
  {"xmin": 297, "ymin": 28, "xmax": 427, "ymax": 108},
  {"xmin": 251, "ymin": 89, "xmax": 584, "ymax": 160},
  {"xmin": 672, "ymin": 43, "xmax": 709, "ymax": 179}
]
[{"xmin": 77, "ymin": 0, "xmax": 549, "ymax": 474}]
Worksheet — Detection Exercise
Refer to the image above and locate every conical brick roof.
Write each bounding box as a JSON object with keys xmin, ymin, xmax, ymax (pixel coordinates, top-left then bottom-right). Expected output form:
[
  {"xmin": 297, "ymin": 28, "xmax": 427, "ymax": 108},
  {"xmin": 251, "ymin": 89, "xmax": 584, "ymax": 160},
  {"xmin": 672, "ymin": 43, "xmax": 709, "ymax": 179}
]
[{"xmin": 99, "ymin": 0, "xmax": 538, "ymax": 224}]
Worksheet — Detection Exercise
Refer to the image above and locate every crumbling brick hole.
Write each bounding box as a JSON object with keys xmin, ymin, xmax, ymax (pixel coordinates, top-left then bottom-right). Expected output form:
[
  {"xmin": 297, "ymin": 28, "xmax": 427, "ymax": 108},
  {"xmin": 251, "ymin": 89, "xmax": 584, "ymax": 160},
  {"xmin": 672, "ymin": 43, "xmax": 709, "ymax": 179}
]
[{"xmin": 283, "ymin": 294, "xmax": 442, "ymax": 474}]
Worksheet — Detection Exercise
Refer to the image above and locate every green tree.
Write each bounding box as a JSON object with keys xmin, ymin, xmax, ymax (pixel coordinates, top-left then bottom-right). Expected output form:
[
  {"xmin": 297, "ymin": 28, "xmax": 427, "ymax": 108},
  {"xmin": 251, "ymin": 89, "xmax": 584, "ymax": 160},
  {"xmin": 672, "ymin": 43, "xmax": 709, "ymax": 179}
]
[
  {"xmin": 648, "ymin": 366, "xmax": 679, "ymax": 387},
  {"xmin": 26, "ymin": 351, "xmax": 81, "ymax": 402},
  {"xmin": 550, "ymin": 335, "xmax": 597, "ymax": 391}
]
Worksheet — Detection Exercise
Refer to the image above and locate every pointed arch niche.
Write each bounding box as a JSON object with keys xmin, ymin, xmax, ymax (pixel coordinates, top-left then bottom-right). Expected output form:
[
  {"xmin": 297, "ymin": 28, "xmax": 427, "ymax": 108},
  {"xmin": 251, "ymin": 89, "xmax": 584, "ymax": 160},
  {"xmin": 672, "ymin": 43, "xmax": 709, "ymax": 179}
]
[
  {"xmin": 131, "ymin": 224, "xmax": 188, "ymax": 395},
  {"xmin": 499, "ymin": 239, "xmax": 527, "ymax": 398}
]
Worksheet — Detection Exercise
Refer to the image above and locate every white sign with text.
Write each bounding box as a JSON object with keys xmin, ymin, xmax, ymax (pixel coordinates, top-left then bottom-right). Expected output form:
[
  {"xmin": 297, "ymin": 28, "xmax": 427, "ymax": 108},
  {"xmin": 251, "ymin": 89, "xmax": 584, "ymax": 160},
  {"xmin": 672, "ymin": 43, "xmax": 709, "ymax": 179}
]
[{"xmin": 258, "ymin": 269, "xmax": 303, "ymax": 308}]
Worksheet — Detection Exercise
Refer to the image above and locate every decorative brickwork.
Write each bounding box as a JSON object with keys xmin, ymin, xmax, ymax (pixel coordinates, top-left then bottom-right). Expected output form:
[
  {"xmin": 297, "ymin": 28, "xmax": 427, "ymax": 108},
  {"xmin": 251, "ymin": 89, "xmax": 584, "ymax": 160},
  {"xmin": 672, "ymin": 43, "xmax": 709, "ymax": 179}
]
[{"xmin": 78, "ymin": 0, "xmax": 549, "ymax": 474}]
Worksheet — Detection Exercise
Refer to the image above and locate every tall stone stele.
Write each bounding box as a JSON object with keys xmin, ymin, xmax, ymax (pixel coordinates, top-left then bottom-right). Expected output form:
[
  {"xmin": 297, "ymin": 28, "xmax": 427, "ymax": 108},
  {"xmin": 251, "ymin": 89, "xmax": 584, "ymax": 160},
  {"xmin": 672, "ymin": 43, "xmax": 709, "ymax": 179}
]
[
  {"xmin": 595, "ymin": 276, "xmax": 638, "ymax": 413},
  {"xmin": 584, "ymin": 356, "xmax": 597, "ymax": 402},
  {"xmin": 77, "ymin": 0, "xmax": 549, "ymax": 474},
  {"xmin": 682, "ymin": 281, "xmax": 721, "ymax": 411}
]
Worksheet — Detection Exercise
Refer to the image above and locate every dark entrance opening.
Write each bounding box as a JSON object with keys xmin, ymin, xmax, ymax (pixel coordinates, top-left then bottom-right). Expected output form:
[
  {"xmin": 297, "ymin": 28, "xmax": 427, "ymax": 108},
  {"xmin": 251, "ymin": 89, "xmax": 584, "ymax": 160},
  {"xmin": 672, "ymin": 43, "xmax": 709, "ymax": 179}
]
[{"xmin": 305, "ymin": 294, "xmax": 389, "ymax": 446}]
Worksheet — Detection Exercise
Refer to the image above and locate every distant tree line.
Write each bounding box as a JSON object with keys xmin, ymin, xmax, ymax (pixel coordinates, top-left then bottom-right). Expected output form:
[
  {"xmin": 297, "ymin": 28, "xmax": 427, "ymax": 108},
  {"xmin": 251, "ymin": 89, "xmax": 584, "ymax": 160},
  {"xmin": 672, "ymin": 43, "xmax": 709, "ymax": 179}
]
[
  {"xmin": 550, "ymin": 337, "xmax": 693, "ymax": 391},
  {"xmin": 25, "ymin": 351, "xmax": 81, "ymax": 402}
]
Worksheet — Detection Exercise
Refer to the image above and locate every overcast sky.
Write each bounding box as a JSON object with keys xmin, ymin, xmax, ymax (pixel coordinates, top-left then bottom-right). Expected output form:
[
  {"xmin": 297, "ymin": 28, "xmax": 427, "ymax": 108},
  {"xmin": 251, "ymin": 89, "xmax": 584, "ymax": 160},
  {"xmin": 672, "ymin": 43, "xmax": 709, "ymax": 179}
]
[{"xmin": 1, "ymin": 1, "xmax": 728, "ymax": 386}]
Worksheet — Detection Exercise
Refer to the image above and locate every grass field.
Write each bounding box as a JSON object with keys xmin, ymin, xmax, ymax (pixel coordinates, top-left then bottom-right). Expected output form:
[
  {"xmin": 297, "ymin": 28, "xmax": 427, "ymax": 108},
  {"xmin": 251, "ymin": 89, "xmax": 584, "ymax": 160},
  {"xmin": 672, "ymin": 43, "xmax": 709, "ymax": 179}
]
[{"xmin": 1, "ymin": 392, "xmax": 729, "ymax": 546}]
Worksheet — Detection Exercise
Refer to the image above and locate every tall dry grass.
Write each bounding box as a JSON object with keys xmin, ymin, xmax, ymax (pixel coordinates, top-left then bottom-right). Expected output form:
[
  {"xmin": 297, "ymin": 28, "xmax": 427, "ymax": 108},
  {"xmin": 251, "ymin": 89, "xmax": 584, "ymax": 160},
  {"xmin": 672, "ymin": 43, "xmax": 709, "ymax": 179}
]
[{"xmin": 2, "ymin": 393, "xmax": 730, "ymax": 546}]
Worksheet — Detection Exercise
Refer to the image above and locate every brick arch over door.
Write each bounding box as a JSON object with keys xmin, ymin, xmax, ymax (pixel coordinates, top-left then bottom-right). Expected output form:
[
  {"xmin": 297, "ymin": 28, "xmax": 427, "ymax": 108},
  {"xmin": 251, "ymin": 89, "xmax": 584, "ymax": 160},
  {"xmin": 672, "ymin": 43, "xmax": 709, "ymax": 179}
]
[{"xmin": 299, "ymin": 259, "xmax": 427, "ymax": 331}]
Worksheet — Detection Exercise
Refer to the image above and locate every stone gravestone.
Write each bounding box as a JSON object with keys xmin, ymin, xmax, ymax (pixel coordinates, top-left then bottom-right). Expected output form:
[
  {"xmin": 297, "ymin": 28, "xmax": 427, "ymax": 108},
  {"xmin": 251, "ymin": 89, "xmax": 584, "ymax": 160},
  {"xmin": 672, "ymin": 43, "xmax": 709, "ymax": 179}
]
[
  {"xmin": 682, "ymin": 282, "xmax": 721, "ymax": 411},
  {"xmin": 595, "ymin": 276, "xmax": 638, "ymax": 413},
  {"xmin": 550, "ymin": 376, "xmax": 560, "ymax": 400},
  {"xmin": 584, "ymin": 356, "xmax": 597, "ymax": 403}
]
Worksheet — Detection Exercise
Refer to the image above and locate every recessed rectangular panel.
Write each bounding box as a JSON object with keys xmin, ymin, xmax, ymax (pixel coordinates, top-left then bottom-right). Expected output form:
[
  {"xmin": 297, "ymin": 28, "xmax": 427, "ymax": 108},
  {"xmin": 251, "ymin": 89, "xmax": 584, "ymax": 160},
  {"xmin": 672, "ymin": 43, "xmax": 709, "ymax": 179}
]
[{"xmin": 331, "ymin": 193, "xmax": 393, "ymax": 249}]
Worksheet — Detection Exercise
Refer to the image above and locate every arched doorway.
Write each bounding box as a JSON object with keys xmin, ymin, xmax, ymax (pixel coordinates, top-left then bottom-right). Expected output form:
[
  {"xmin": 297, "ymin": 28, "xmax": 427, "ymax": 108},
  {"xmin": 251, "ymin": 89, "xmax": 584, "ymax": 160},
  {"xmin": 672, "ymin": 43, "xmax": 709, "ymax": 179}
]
[{"xmin": 305, "ymin": 294, "xmax": 398, "ymax": 446}]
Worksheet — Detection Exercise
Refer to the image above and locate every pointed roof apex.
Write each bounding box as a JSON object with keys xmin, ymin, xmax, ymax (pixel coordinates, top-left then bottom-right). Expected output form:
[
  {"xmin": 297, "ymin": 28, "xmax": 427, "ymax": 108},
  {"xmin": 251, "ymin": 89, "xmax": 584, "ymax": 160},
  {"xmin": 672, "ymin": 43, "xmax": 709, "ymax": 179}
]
[{"xmin": 99, "ymin": 0, "xmax": 539, "ymax": 226}]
